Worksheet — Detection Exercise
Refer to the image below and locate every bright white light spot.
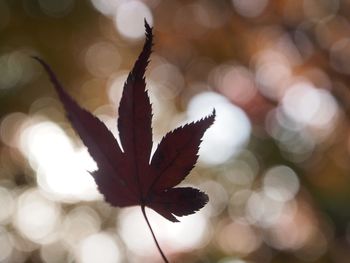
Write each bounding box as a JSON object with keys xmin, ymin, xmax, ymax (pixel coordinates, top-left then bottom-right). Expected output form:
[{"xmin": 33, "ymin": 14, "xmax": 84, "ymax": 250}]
[
  {"xmin": 218, "ymin": 66, "xmax": 257, "ymax": 104},
  {"xmin": 283, "ymin": 82, "xmax": 319, "ymax": 122},
  {"xmin": 119, "ymin": 208, "xmax": 154, "ymax": 256},
  {"xmin": 228, "ymin": 189, "xmax": 253, "ymax": 222},
  {"xmin": 90, "ymin": 0, "xmax": 122, "ymax": 16},
  {"xmin": 84, "ymin": 42, "xmax": 121, "ymax": 77},
  {"xmin": 246, "ymin": 191, "xmax": 285, "ymax": 228},
  {"xmin": 231, "ymin": 0, "xmax": 269, "ymax": 18},
  {"xmin": 0, "ymin": 50, "xmax": 36, "ymax": 90},
  {"xmin": 18, "ymin": 118, "xmax": 99, "ymax": 202},
  {"xmin": 263, "ymin": 165, "xmax": 300, "ymax": 202},
  {"xmin": 0, "ymin": 112, "xmax": 27, "ymax": 147},
  {"xmin": 282, "ymin": 81, "xmax": 338, "ymax": 129},
  {"xmin": 114, "ymin": 1, "xmax": 153, "ymax": 40},
  {"xmin": 224, "ymin": 160, "xmax": 256, "ymax": 187},
  {"xmin": 14, "ymin": 188, "xmax": 61, "ymax": 244},
  {"xmin": 108, "ymin": 72, "xmax": 128, "ymax": 105},
  {"xmin": 0, "ymin": 187, "xmax": 15, "ymax": 224},
  {"xmin": 266, "ymin": 109, "xmax": 317, "ymax": 161},
  {"xmin": 96, "ymin": 114, "xmax": 122, "ymax": 148},
  {"xmin": 78, "ymin": 232, "xmax": 121, "ymax": 263},
  {"xmin": 0, "ymin": 53, "xmax": 20, "ymax": 89},
  {"xmin": 0, "ymin": 227, "xmax": 13, "ymax": 262},
  {"xmin": 187, "ymin": 92, "xmax": 251, "ymax": 165},
  {"xmin": 119, "ymin": 207, "xmax": 209, "ymax": 256},
  {"xmin": 149, "ymin": 63, "xmax": 184, "ymax": 100},
  {"xmin": 200, "ymin": 180, "xmax": 229, "ymax": 217},
  {"xmin": 218, "ymin": 221, "xmax": 261, "ymax": 255},
  {"xmin": 255, "ymin": 47, "xmax": 293, "ymax": 99},
  {"xmin": 256, "ymin": 61, "xmax": 291, "ymax": 100},
  {"xmin": 265, "ymin": 200, "xmax": 307, "ymax": 250},
  {"xmin": 62, "ymin": 206, "xmax": 101, "ymax": 247}
]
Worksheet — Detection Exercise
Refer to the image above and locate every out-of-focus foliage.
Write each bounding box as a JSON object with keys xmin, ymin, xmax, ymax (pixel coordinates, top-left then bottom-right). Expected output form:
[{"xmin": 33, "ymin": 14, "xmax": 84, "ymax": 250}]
[{"xmin": 1, "ymin": 0, "xmax": 350, "ymax": 262}]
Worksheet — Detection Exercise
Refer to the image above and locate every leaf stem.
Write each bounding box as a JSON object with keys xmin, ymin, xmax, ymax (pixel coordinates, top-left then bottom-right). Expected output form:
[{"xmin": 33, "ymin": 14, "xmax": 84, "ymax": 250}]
[{"xmin": 141, "ymin": 205, "xmax": 169, "ymax": 263}]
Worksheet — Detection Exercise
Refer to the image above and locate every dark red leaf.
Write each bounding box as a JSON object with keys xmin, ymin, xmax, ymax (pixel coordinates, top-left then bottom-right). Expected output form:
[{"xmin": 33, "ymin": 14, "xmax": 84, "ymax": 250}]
[
  {"xmin": 147, "ymin": 187, "xmax": 209, "ymax": 222},
  {"xmin": 147, "ymin": 111, "xmax": 215, "ymax": 193},
  {"xmin": 33, "ymin": 56, "xmax": 136, "ymax": 207},
  {"xmin": 117, "ymin": 22, "xmax": 153, "ymax": 197},
  {"xmin": 35, "ymin": 21, "xmax": 215, "ymax": 222}
]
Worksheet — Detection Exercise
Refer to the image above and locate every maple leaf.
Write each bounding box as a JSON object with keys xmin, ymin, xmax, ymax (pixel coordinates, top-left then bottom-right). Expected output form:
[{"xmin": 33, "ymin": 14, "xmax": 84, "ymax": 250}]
[{"xmin": 34, "ymin": 21, "xmax": 215, "ymax": 262}]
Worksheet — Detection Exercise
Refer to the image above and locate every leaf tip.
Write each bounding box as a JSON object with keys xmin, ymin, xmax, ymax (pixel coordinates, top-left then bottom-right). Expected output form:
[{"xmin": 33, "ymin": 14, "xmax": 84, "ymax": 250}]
[
  {"xmin": 30, "ymin": 55, "xmax": 40, "ymax": 61},
  {"xmin": 31, "ymin": 56, "xmax": 47, "ymax": 69},
  {"xmin": 144, "ymin": 19, "xmax": 153, "ymax": 41},
  {"xmin": 206, "ymin": 108, "xmax": 216, "ymax": 125}
]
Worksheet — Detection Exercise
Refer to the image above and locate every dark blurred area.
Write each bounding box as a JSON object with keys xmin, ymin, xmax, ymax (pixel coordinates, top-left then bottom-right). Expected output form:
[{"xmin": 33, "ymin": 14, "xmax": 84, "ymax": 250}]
[{"xmin": 1, "ymin": 0, "xmax": 350, "ymax": 262}]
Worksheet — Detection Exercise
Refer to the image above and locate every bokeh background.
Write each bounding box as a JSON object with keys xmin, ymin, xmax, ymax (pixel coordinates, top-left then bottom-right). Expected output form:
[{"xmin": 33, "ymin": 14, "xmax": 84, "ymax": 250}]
[{"xmin": 1, "ymin": 0, "xmax": 350, "ymax": 262}]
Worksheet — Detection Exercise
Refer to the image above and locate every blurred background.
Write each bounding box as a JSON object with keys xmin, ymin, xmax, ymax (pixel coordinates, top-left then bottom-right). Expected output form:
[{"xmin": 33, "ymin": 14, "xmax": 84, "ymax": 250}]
[{"xmin": 1, "ymin": 0, "xmax": 350, "ymax": 262}]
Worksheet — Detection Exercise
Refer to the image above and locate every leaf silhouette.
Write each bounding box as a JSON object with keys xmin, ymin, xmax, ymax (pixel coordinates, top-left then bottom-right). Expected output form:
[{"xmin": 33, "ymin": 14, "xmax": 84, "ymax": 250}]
[{"xmin": 34, "ymin": 20, "xmax": 215, "ymax": 262}]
